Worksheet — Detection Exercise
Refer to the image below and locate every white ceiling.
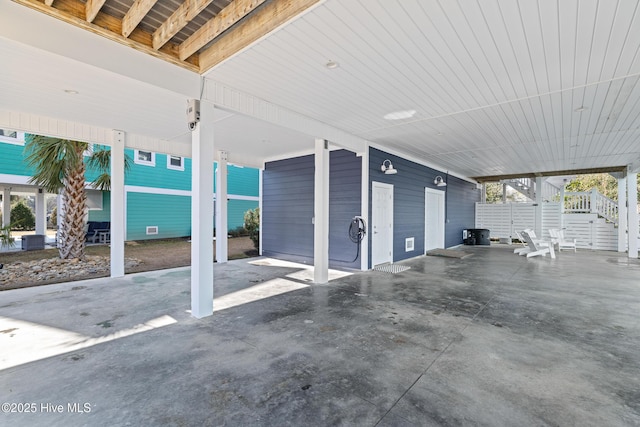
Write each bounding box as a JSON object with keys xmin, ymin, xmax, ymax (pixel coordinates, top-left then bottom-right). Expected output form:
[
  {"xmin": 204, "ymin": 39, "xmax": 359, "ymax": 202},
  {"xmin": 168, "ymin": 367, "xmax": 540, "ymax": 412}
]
[{"xmin": 2, "ymin": 0, "xmax": 640, "ymax": 178}]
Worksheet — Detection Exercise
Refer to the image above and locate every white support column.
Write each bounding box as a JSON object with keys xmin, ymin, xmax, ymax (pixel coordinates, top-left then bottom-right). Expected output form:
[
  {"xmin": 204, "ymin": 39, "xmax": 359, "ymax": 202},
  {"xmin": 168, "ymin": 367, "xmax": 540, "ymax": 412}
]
[
  {"xmin": 314, "ymin": 138, "xmax": 329, "ymax": 284},
  {"xmin": 110, "ymin": 130, "xmax": 126, "ymax": 278},
  {"xmin": 359, "ymin": 148, "xmax": 369, "ymax": 271},
  {"xmin": 502, "ymin": 184, "xmax": 507, "ymax": 203},
  {"xmin": 618, "ymin": 176, "xmax": 627, "ymax": 253},
  {"xmin": 628, "ymin": 170, "xmax": 638, "ymax": 259},
  {"xmin": 191, "ymin": 101, "xmax": 215, "ymax": 318},
  {"xmin": 2, "ymin": 188, "xmax": 11, "ymax": 227},
  {"xmin": 534, "ymin": 177, "xmax": 543, "ymax": 237},
  {"xmin": 215, "ymin": 150, "xmax": 228, "ymax": 263},
  {"xmin": 559, "ymin": 183, "xmax": 566, "ymax": 230},
  {"xmin": 258, "ymin": 168, "xmax": 263, "ymax": 256},
  {"xmin": 35, "ymin": 189, "xmax": 46, "ymax": 235}
]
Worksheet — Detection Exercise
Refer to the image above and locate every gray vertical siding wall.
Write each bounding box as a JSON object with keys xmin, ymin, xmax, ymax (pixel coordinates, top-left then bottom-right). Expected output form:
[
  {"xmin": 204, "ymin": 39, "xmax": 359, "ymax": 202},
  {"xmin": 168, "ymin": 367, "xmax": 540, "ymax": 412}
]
[
  {"xmin": 369, "ymin": 148, "xmax": 480, "ymax": 266},
  {"xmin": 262, "ymin": 150, "xmax": 362, "ymax": 269}
]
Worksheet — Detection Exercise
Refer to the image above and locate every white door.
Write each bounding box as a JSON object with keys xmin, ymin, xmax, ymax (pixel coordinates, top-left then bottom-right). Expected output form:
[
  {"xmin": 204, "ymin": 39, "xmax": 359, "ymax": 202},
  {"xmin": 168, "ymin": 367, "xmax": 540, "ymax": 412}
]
[
  {"xmin": 425, "ymin": 188, "xmax": 445, "ymax": 251},
  {"xmin": 372, "ymin": 182, "xmax": 393, "ymax": 267}
]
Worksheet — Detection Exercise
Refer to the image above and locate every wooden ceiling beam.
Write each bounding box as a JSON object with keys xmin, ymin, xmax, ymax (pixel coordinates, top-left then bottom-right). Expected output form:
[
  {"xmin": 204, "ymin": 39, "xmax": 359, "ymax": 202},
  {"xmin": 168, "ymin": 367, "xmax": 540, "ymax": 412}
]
[
  {"xmin": 152, "ymin": 0, "xmax": 213, "ymax": 50},
  {"xmin": 472, "ymin": 166, "xmax": 627, "ymax": 183},
  {"xmin": 199, "ymin": 0, "xmax": 321, "ymax": 73},
  {"xmin": 122, "ymin": 0, "xmax": 159, "ymax": 38},
  {"xmin": 179, "ymin": 0, "xmax": 267, "ymax": 61},
  {"xmin": 85, "ymin": 0, "xmax": 106, "ymax": 23},
  {"xmin": 13, "ymin": 0, "xmax": 199, "ymax": 72}
]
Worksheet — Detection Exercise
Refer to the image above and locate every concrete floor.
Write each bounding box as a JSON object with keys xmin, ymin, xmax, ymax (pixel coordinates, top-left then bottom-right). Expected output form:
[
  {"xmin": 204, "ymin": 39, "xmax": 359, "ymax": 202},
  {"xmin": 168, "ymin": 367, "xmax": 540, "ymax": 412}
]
[{"xmin": 1, "ymin": 245, "xmax": 639, "ymax": 426}]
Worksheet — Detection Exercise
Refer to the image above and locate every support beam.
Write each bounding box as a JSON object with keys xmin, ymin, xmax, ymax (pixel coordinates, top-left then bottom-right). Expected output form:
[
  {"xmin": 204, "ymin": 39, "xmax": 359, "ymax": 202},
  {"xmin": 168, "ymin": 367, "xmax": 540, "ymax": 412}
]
[
  {"xmin": 628, "ymin": 171, "xmax": 638, "ymax": 259},
  {"xmin": 215, "ymin": 150, "xmax": 228, "ymax": 263},
  {"xmin": 122, "ymin": 0, "xmax": 159, "ymax": 38},
  {"xmin": 618, "ymin": 176, "xmax": 627, "ymax": 253},
  {"xmin": 191, "ymin": 101, "xmax": 215, "ymax": 318},
  {"xmin": 258, "ymin": 168, "xmax": 263, "ymax": 256},
  {"xmin": 85, "ymin": 0, "xmax": 106, "ymax": 23},
  {"xmin": 199, "ymin": 0, "xmax": 322, "ymax": 72},
  {"xmin": 2, "ymin": 188, "xmax": 10, "ymax": 228},
  {"xmin": 110, "ymin": 130, "xmax": 126, "ymax": 278},
  {"xmin": 35, "ymin": 189, "xmax": 46, "ymax": 235},
  {"xmin": 359, "ymin": 148, "xmax": 369, "ymax": 271},
  {"xmin": 313, "ymin": 138, "xmax": 329, "ymax": 284},
  {"xmin": 534, "ymin": 177, "xmax": 543, "ymax": 238},
  {"xmin": 153, "ymin": 0, "xmax": 212, "ymax": 50}
]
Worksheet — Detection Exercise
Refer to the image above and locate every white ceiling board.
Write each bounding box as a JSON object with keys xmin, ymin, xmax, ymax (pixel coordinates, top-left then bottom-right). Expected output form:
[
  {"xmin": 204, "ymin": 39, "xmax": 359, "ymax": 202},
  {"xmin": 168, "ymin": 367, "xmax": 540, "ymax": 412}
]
[
  {"xmin": 207, "ymin": 0, "xmax": 640, "ymax": 176},
  {"xmin": 3, "ymin": 0, "xmax": 640, "ymax": 177}
]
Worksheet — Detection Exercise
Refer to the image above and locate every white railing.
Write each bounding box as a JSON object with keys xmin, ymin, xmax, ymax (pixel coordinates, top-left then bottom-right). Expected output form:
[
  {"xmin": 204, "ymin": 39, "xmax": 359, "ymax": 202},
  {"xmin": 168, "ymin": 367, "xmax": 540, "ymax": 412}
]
[
  {"xmin": 564, "ymin": 188, "xmax": 618, "ymax": 225},
  {"xmin": 542, "ymin": 181, "xmax": 561, "ymax": 202}
]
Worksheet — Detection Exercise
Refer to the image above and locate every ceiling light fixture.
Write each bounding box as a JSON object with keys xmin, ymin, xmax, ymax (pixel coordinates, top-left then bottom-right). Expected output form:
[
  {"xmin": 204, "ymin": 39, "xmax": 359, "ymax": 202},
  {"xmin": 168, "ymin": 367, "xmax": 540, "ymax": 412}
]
[
  {"xmin": 325, "ymin": 60, "xmax": 339, "ymax": 69},
  {"xmin": 64, "ymin": 89, "xmax": 79, "ymax": 94},
  {"xmin": 384, "ymin": 109, "xmax": 416, "ymax": 120},
  {"xmin": 381, "ymin": 159, "xmax": 397, "ymax": 174},
  {"xmin": 574, "ymin": 106, "xmax": 588, "ymax": 112},
  {"xmin": 434, "ymin": 176, "xmax": 447, "ymax": 187}
]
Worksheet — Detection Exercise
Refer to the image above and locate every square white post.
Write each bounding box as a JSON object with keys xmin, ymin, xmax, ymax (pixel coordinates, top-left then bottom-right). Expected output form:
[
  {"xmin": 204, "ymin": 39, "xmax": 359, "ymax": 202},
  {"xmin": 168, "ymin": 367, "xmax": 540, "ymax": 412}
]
[
  {"xmin": 628, "ymin": 170, "xmax": 638, "ymax": 258},
  {"xmin": 110, "ymin": 130, "xmax": 126, "ymax": 278},
  {"xmin": 215, "ymin": 150, "xmax": 228, "ymax": 263},
  {"xmin": 191, "ymin": 101, "xmax": 214, "ymax": 318},
  {"xmin": 2, "ymin": 188, "xmax": 10, "ymax": 227},
  {"xmin": 534, "ymin": 177, "xmax": 543, "ymax": 237},
  {"xmin": 35, "ymin": 189, "xmax": 46, "ymax": 235},
  {"xmin": 618, "ymin": 176, "xmax": 627, "ymax": 253},
  {"xmin": 359, "ymin": 147, "xmax": 369, "ymax": 271},
  {"xmin": 258, "ymin": 168, "xmax": 263, "ymax": 255},
  {"xmin": 314, "ymin": 138, "xmax": 329, "ymax": 284}
]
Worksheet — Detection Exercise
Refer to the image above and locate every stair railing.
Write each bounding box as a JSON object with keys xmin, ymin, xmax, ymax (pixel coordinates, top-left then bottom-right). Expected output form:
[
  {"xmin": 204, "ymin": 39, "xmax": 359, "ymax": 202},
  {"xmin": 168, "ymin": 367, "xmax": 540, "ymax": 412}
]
[{"xmin": 564, "ymin": 189, "xmax": 618, "ymax": 225}]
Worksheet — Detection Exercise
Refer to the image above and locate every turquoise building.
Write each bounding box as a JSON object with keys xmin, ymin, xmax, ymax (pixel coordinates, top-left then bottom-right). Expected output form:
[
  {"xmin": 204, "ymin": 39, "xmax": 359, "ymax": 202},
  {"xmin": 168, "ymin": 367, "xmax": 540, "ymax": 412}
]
[{"xmin": 0, "ymin": 131, "xmax": 259, "ymax": 240}]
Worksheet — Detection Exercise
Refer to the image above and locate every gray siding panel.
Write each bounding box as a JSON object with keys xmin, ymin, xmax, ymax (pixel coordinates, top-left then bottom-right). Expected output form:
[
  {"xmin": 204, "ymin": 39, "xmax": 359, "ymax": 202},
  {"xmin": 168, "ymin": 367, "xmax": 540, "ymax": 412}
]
[
  {"xmin": 263, "ymin": 150, "xmax": 362, "ymax": 268},
  {"xmin": 369, "ymin": 148, "xmax": 480, "ymax": 266}
]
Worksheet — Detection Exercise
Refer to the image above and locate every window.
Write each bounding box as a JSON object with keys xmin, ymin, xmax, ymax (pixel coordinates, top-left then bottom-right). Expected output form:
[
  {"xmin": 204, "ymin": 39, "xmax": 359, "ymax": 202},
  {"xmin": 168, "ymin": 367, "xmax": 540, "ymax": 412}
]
[
  {"xmin": 134, "ymin": 149, "xmax": 155, "ymax": 166},
  {"xmin": 167, "ymin": 155, "xmax": 184, "ymax": 171},
  {"xmin": 0, "ymin": 129, "xmax": 25, "ymax": 145}
]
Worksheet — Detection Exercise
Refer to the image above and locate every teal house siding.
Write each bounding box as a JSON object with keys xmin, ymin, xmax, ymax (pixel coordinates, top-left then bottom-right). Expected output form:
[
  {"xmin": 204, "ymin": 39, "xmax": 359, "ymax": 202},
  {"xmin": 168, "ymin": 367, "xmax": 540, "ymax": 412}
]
[
  {"xmin": 1, "ymin": 139, "xmax": 260, "ymax": 241},
  {"xmin": 226, "ymin": 166, "xmax": 259, "ymax": 197},
  {"xmin": 88, "ymin": 192, "xmax": 111, "ymax": 222},
  {"xmin": 125, "ymin": 150, "xmax": 192, "ymax": 191},
  {"xmin": 227, "ymin": 199, "xmax": 258, "ymax": 231},
  {"xmin": 1, "ymin": 143, "xmax": 35, "ymax": 176},
  {"xmin": 126, "ymin": 192, "xmax": 191, "ymax": 240}
]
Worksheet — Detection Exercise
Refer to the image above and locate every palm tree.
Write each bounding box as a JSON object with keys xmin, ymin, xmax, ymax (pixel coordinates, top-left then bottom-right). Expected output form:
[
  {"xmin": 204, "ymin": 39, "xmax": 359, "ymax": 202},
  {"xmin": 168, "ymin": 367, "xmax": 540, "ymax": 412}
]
[{"xmin": 24, "ymin": 136, "xmax": 127, "ymax": 260}]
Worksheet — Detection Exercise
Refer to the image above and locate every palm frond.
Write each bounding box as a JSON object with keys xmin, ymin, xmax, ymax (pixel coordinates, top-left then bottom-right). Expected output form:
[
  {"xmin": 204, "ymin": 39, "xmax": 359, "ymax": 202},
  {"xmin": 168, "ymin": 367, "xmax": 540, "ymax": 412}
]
[
  {"xmin": 24, "ymin": 135, "xmax": 88, "ymax": 193},
  {"xmin": 87, "ymin": 147, "xmax": 133, "ymax": 191}
]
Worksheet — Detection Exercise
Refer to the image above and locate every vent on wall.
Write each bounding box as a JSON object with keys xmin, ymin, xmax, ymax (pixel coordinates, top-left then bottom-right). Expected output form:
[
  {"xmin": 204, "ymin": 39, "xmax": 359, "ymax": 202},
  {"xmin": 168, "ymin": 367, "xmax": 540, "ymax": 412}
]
[
  {"xmin": 405, "ymin": 237, "xmax": 415, "ymax": 252},
  {"xmin": 146, "ymin": 226, "xmax": 159, "ymax": 235}
]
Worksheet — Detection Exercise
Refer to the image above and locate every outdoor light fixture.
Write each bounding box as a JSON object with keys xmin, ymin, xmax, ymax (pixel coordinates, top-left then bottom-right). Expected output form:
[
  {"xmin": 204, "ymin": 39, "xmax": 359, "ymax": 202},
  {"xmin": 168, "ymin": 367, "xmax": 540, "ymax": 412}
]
[
  {"xmin": 381, "ymin": 159, "xmax": 397, "ymax": 174},
  {"xmin": 434, "ymin": 176, "xmax": 447, "ymax": 187}
]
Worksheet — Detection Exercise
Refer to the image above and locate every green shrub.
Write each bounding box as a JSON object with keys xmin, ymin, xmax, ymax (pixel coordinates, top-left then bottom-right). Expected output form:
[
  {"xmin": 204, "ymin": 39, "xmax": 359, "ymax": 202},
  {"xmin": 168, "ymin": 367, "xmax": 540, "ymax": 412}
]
[
  {"xmin": 243, "ymin": 208, "xmax": 259, "ymax": 250},
  {"xmin": 10, "ymin": 201, "xmax": 35, "ymax": 231}
]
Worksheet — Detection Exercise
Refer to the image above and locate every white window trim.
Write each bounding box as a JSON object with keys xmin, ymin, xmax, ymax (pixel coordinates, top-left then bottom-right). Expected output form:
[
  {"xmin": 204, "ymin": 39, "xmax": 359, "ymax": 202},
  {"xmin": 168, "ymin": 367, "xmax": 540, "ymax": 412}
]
[
  {"xmin": 134, "ymin": 149, "xmax": 155, "ymax": 166},
  {"xmin": 0, "ymin": 130, "xmax": 26, "ymax": 146},
  {"xmin": 167, "ymin": 155, "xmax": 185, "ymax": 171}
]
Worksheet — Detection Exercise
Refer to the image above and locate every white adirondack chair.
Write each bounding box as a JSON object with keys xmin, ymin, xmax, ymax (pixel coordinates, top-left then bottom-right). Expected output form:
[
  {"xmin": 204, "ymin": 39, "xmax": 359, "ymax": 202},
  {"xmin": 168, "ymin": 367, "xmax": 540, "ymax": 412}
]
[
  {"xmin": 554, "ymin": 229, "xmax": 577, "ymax": 252},
  {"xmin": 521, "ymin": 230, "xmax": 555, "ymax": 259}
]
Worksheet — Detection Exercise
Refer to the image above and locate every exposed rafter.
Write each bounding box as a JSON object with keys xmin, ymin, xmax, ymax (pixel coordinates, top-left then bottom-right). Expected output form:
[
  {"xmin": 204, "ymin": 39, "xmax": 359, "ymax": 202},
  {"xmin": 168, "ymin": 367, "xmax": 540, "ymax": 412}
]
[
  {"xmin": 199, "ymin": 0, "xmax": 321, "ymax": 72},
  {"xmin": 179, "ymin": 0, "xmax": 267, "ymax": 61},
  {"xmin": 11, "ymin": 0, "xmax": 322, "ymax": 75},
  {"xmin": 122, "ymin": 0, "xmax": 159, "ymax": 38},
  {"xmin": 85, "ymin": 0, "xmax": 106, "ymax": 23},
  {"xmin": 152, "ymin": 0, "xmax": 213, "ymax": 50}
]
